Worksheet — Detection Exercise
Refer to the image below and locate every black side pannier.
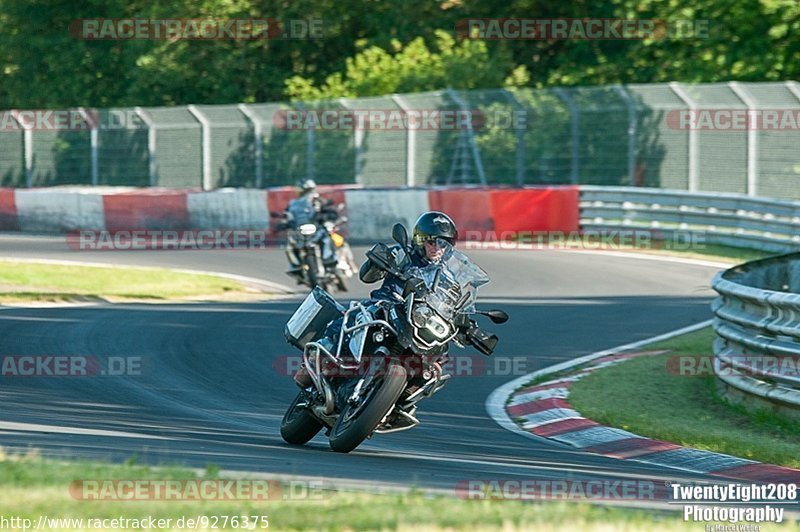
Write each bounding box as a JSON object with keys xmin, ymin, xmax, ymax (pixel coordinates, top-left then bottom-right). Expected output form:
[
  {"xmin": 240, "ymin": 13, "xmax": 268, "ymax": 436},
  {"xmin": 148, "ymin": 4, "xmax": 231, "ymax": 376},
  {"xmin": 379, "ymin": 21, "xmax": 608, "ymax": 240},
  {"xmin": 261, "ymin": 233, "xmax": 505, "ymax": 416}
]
[{"xmin": 284, "ymin": 287, "xmax": 345, "ymax": 350}]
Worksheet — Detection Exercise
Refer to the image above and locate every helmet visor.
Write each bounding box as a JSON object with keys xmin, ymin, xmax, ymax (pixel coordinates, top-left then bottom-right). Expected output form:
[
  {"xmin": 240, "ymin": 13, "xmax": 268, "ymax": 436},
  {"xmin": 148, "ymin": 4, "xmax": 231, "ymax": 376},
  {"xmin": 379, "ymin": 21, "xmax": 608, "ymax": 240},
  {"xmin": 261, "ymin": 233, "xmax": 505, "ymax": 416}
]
[{"xmin": 414, "ymin": 234, "xmax": 453, "ymax": 248}]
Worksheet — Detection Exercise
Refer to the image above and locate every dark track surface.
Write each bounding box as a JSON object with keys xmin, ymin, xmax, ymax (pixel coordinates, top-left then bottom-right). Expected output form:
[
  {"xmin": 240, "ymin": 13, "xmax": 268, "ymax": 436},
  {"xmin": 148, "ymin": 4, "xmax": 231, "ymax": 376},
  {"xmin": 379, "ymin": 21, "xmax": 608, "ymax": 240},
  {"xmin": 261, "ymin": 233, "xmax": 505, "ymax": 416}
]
[{"xmin": 0, "ymin": 234, "xmax": 724, "ymax": 493}]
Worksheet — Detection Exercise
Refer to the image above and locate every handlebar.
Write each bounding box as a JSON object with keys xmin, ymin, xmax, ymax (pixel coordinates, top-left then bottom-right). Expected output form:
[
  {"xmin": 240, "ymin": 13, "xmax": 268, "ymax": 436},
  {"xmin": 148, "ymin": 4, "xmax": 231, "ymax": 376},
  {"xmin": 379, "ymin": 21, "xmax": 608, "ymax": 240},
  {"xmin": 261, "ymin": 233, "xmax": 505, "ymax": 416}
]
[{"xmin": 365, "ymin": 244, "xmax": 408, "ymax": 282}]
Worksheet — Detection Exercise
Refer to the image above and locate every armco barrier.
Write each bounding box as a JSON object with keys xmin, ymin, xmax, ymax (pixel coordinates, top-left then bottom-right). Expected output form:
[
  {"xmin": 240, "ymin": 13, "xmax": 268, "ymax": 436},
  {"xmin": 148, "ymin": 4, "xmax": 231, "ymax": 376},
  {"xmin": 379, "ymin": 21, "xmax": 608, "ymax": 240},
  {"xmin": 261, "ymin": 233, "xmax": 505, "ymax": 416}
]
[
  {"xmin": 581, "ymin": 186, "xmax": 800, "ymax": 419},
  {"xmin": 580, "ymin": 186, "xmax": 800, "ymax": 253},
  {"xmin": 711, "ymin": 254, "xmax": 800, "ymax": 420}
]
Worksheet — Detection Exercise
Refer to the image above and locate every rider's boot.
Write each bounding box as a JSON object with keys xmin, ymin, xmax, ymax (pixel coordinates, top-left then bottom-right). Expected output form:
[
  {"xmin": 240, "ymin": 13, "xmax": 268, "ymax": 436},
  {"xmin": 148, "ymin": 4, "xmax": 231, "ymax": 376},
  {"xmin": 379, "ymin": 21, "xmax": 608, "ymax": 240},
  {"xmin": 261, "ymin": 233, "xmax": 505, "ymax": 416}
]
[{"xmin": 293, "ymin": 364, "xmax": 312, "ymax": 388}]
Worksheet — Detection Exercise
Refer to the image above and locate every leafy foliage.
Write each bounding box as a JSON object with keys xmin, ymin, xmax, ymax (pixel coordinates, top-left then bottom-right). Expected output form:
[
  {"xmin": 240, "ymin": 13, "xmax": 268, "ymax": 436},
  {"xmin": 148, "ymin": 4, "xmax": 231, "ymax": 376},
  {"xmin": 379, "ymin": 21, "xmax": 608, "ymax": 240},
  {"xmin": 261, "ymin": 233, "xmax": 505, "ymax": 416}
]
[{"xmin": 0, "ymin": 0, "xmax": 797, "ymax": 107}]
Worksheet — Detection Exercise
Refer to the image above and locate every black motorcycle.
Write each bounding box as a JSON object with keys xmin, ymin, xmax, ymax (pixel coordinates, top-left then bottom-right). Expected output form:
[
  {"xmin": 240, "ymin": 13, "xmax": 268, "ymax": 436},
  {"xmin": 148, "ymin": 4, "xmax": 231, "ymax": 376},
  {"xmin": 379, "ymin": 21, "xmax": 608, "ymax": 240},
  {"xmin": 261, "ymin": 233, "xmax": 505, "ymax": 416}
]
[
  {"xmin": 279, "ymin": 223, "xmax": 508, "ymax": 453},
  {"xmin": 272, "ymin": 199, "xmax": 356, "ymax": 292}
]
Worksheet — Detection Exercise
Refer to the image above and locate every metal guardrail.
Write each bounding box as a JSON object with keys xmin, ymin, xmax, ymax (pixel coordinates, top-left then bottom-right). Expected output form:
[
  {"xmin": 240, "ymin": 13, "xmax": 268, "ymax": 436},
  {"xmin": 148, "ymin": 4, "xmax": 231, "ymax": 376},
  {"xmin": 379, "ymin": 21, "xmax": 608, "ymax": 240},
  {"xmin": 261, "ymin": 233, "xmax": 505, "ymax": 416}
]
[
  {"xmin": 580, "ymin": 186, "xmax": 800, "ymax": 253},
  {"xmin": 711, "ymin": 255, "xmax": 800, "ymax": 416},
  {"xmin": 579, "ymin": 185, "xmax": 800, "ymax": 416}
]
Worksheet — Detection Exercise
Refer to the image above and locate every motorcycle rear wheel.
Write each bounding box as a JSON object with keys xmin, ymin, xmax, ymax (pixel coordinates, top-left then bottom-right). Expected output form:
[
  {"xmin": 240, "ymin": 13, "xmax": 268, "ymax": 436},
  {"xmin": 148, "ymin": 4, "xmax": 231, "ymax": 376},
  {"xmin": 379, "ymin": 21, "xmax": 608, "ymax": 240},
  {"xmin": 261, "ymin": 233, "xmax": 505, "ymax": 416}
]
[
  {"xmin": 280, "ymin": 391, "xmax": 324, "ymax": 445},
  {"xmin": 328, "ymin": 359, "xmax": 407, "ymax": 453}
]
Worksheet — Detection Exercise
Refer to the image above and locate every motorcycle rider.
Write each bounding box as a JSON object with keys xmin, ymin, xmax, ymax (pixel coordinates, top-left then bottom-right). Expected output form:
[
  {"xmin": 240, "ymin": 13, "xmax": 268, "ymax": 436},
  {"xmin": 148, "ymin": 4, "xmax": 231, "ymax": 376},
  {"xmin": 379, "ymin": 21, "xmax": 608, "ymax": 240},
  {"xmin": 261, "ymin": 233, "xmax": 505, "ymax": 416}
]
[
  {"xmin": 280, "ymin": 179, "xmax": 340, "ymax": 277},
  {"xmin": 294, "ymin": 211, "xmax": 463, "ymax": 387},
  {"xmin": 360, "ymin": 211, "xmax": 458, "ymax": 300}
]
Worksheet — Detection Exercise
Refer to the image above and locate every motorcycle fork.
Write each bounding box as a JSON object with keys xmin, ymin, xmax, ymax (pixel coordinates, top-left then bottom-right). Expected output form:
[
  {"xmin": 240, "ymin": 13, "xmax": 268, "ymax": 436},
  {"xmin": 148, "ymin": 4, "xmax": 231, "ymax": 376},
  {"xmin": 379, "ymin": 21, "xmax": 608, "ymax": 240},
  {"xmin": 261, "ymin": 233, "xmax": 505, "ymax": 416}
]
[{"xmin": 286, "ymin": 245, "xmax": 301, "ymax": 266}]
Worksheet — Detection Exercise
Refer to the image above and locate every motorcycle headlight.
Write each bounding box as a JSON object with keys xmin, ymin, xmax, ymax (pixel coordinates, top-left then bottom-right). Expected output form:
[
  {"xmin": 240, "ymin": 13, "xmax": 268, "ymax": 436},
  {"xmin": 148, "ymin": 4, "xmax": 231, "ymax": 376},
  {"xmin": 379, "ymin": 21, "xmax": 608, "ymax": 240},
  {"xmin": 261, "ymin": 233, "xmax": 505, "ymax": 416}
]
[
  {"xmin": 412, "ymin": 304, "xmax": 451, "ymax": 341},
  {"xmin": 411, "ymin": 304, "xmax": 433, "ymax": 327},
  {"xmin": 299, "ymin": 223, "xmax": 317, "ymax": 235}
]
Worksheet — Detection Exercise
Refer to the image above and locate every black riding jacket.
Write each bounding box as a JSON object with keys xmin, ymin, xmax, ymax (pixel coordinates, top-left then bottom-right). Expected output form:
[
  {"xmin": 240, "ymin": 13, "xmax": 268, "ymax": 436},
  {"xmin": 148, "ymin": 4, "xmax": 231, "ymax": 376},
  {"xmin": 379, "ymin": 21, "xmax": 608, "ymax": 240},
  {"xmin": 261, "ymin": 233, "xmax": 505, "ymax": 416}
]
[{"xmin": 359, "ymin": 244, "xmax": 429, "ymax": 301}]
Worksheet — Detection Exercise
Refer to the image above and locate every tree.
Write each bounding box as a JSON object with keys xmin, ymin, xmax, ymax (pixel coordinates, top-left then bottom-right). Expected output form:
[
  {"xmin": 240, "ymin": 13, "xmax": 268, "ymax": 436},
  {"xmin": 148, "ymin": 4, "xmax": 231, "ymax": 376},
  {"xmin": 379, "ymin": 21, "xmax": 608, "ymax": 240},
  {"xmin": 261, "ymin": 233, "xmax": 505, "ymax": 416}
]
[{"xmin": 285, "ymin": 30, "xmax": 522, "ymax": 100}]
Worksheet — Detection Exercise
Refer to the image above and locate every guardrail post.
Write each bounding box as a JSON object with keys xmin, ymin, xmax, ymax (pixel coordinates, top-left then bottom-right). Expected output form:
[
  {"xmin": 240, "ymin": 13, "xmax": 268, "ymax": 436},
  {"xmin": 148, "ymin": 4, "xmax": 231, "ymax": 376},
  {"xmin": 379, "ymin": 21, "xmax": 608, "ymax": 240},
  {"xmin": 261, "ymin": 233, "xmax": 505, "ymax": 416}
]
[
  {"xmin": 238, "ymin": 104, "xmax": 264, "ymax": 188},
  {"xmin": 339, "ymin": 98, "xmax": 363, "ymax": 185},
  {"xmin": 80, "ymin": 107, "xmax": 99, "ymax": 186},
  {"xmin": 503, "ymin": 89, "xmax": 525, "ymax": 186},
  {"xmin": 669, "ymin": 82, "xmax": 699, "ymax": 192},
  {"xmin": 187, "ymin": 105, "xmax": 212, "ymax": 191},
  {"xmin": 729, "ymin": 82, "xmax": 758, "ymax": 197},
  {"xmin": 292, "ymin": 102, "xmax": 315, "ymax": 182},
  {"xmin": 24, "ymin": 127, "xmax": 33, "ymax": 187},
  {"xmin": 786, "ymin": 81, "xmax": 800, "ymax": 101},
  {"xmin": 613, "ymin": 85, "xmax": 638, "ymax": 186},
  {"xmin": 553, "ymin": 88, "xmax": 579, "ymax": 184},
  {"xmin": 391, "ymin": 94, "xmax": 415, "ymax": 186},
  {"xmin": 10, "ymin": 111, "xmax": 33, "ymax": 187},
  {"xmin": 134, "ymin": 107, "xmax": 157, "ymax": 186}
]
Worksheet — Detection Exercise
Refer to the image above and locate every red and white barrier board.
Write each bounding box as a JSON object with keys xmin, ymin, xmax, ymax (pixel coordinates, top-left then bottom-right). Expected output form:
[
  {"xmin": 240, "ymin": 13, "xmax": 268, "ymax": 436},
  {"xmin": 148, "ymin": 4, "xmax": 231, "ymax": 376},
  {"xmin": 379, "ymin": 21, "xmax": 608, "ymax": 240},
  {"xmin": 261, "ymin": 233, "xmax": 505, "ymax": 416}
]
[
  {"xmin": 16, "ymin": 188, "xmax": 105, "ymax": 232},
  {"xmin": 0, "ymin": 188, "xmax": 18, "ymax": 231},
  {"xmin": 345, "ymin": 188, "xmax": 430, "ymax": 241},
  {"xmin": 0, "ymin": 185, "xmax": 580, "ymax": 240},
  {"xmin": 104, "ymin": 189, "xmax": 190, "ymax": 231},
  {"xmin": 429, "ymin": 186, "xmax": 579, "ymax": 240},
  {"xmin": 187, "ymin": 189, "xmax": 270, "ymax": 230}
]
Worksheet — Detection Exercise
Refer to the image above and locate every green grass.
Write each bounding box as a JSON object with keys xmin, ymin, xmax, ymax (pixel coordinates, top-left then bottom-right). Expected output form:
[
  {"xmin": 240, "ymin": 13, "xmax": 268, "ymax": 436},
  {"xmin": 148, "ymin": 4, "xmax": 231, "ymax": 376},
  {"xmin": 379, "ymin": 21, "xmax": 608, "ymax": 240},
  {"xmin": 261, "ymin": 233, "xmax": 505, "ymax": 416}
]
[
  {"xmin": 0, "ymin": 260, "xmax": 268, "ymax": 303},
  {"xmin": 3, "ymin": 450, "xmax": 776, "ymax": 531},
  {"xmin": 569, "ymin": 328, "xmax": 800, "ymax": 468}
]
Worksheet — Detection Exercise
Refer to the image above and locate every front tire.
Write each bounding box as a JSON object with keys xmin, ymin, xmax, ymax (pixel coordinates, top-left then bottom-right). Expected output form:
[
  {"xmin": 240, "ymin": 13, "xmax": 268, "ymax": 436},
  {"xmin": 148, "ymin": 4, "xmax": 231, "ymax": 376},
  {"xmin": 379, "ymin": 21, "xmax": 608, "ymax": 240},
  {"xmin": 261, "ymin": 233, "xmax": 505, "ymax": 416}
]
[
  {"xmin": 335, "ymin": 272, "xmax": 348, "ymax": 292},
  {"xmin": 305, "ymin": 253, "xmax": 327, "ymax": 291},
  {"xmin": 328, "ymin": 360, "xmax": 407, "ymax": 453},
  {"xmin": 280, "ymin": 392, "xmax": 323, "ymax": 445}
]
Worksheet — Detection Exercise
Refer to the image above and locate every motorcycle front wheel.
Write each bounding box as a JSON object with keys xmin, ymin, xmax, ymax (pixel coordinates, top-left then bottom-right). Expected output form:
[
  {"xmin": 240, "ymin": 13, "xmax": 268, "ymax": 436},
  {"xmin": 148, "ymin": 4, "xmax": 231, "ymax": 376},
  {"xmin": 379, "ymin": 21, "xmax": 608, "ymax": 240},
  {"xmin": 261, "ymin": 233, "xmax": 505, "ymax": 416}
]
[
  {"xmin": 304, "ymin": 253, "xmax": 327, "ymax": 291},
  {"xmin": 280, "ymin": 391, "xmax": 324, "ymax": 445},
  {"xmin": 328, "ymin": 359, "xmax": 407, "ymax": 453},
  {"xmin": 334, "ymin": 272, "xmax": 348, "ymax": 292}
]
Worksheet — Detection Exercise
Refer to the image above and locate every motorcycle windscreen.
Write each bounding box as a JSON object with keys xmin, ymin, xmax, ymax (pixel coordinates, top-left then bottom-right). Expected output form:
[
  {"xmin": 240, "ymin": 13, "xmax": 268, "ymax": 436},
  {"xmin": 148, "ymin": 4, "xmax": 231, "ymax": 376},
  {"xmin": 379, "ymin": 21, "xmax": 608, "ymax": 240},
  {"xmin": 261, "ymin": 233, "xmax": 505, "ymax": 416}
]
[
  {"xmin": 442, "ymin": 246, "xmax": 489, "ymax": 314},
  {"xmin": 406, "ymin": 244, "xmax": 490, "ymax": 315}
]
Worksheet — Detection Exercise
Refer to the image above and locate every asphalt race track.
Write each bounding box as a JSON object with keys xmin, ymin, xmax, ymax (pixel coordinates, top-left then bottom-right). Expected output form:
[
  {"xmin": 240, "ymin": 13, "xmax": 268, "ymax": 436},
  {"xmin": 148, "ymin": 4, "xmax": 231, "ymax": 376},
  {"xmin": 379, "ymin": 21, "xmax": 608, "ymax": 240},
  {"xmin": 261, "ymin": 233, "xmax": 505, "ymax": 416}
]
[{"xmin": 0, "ymin": 234, "xmax": 725, "ymax": 496}]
